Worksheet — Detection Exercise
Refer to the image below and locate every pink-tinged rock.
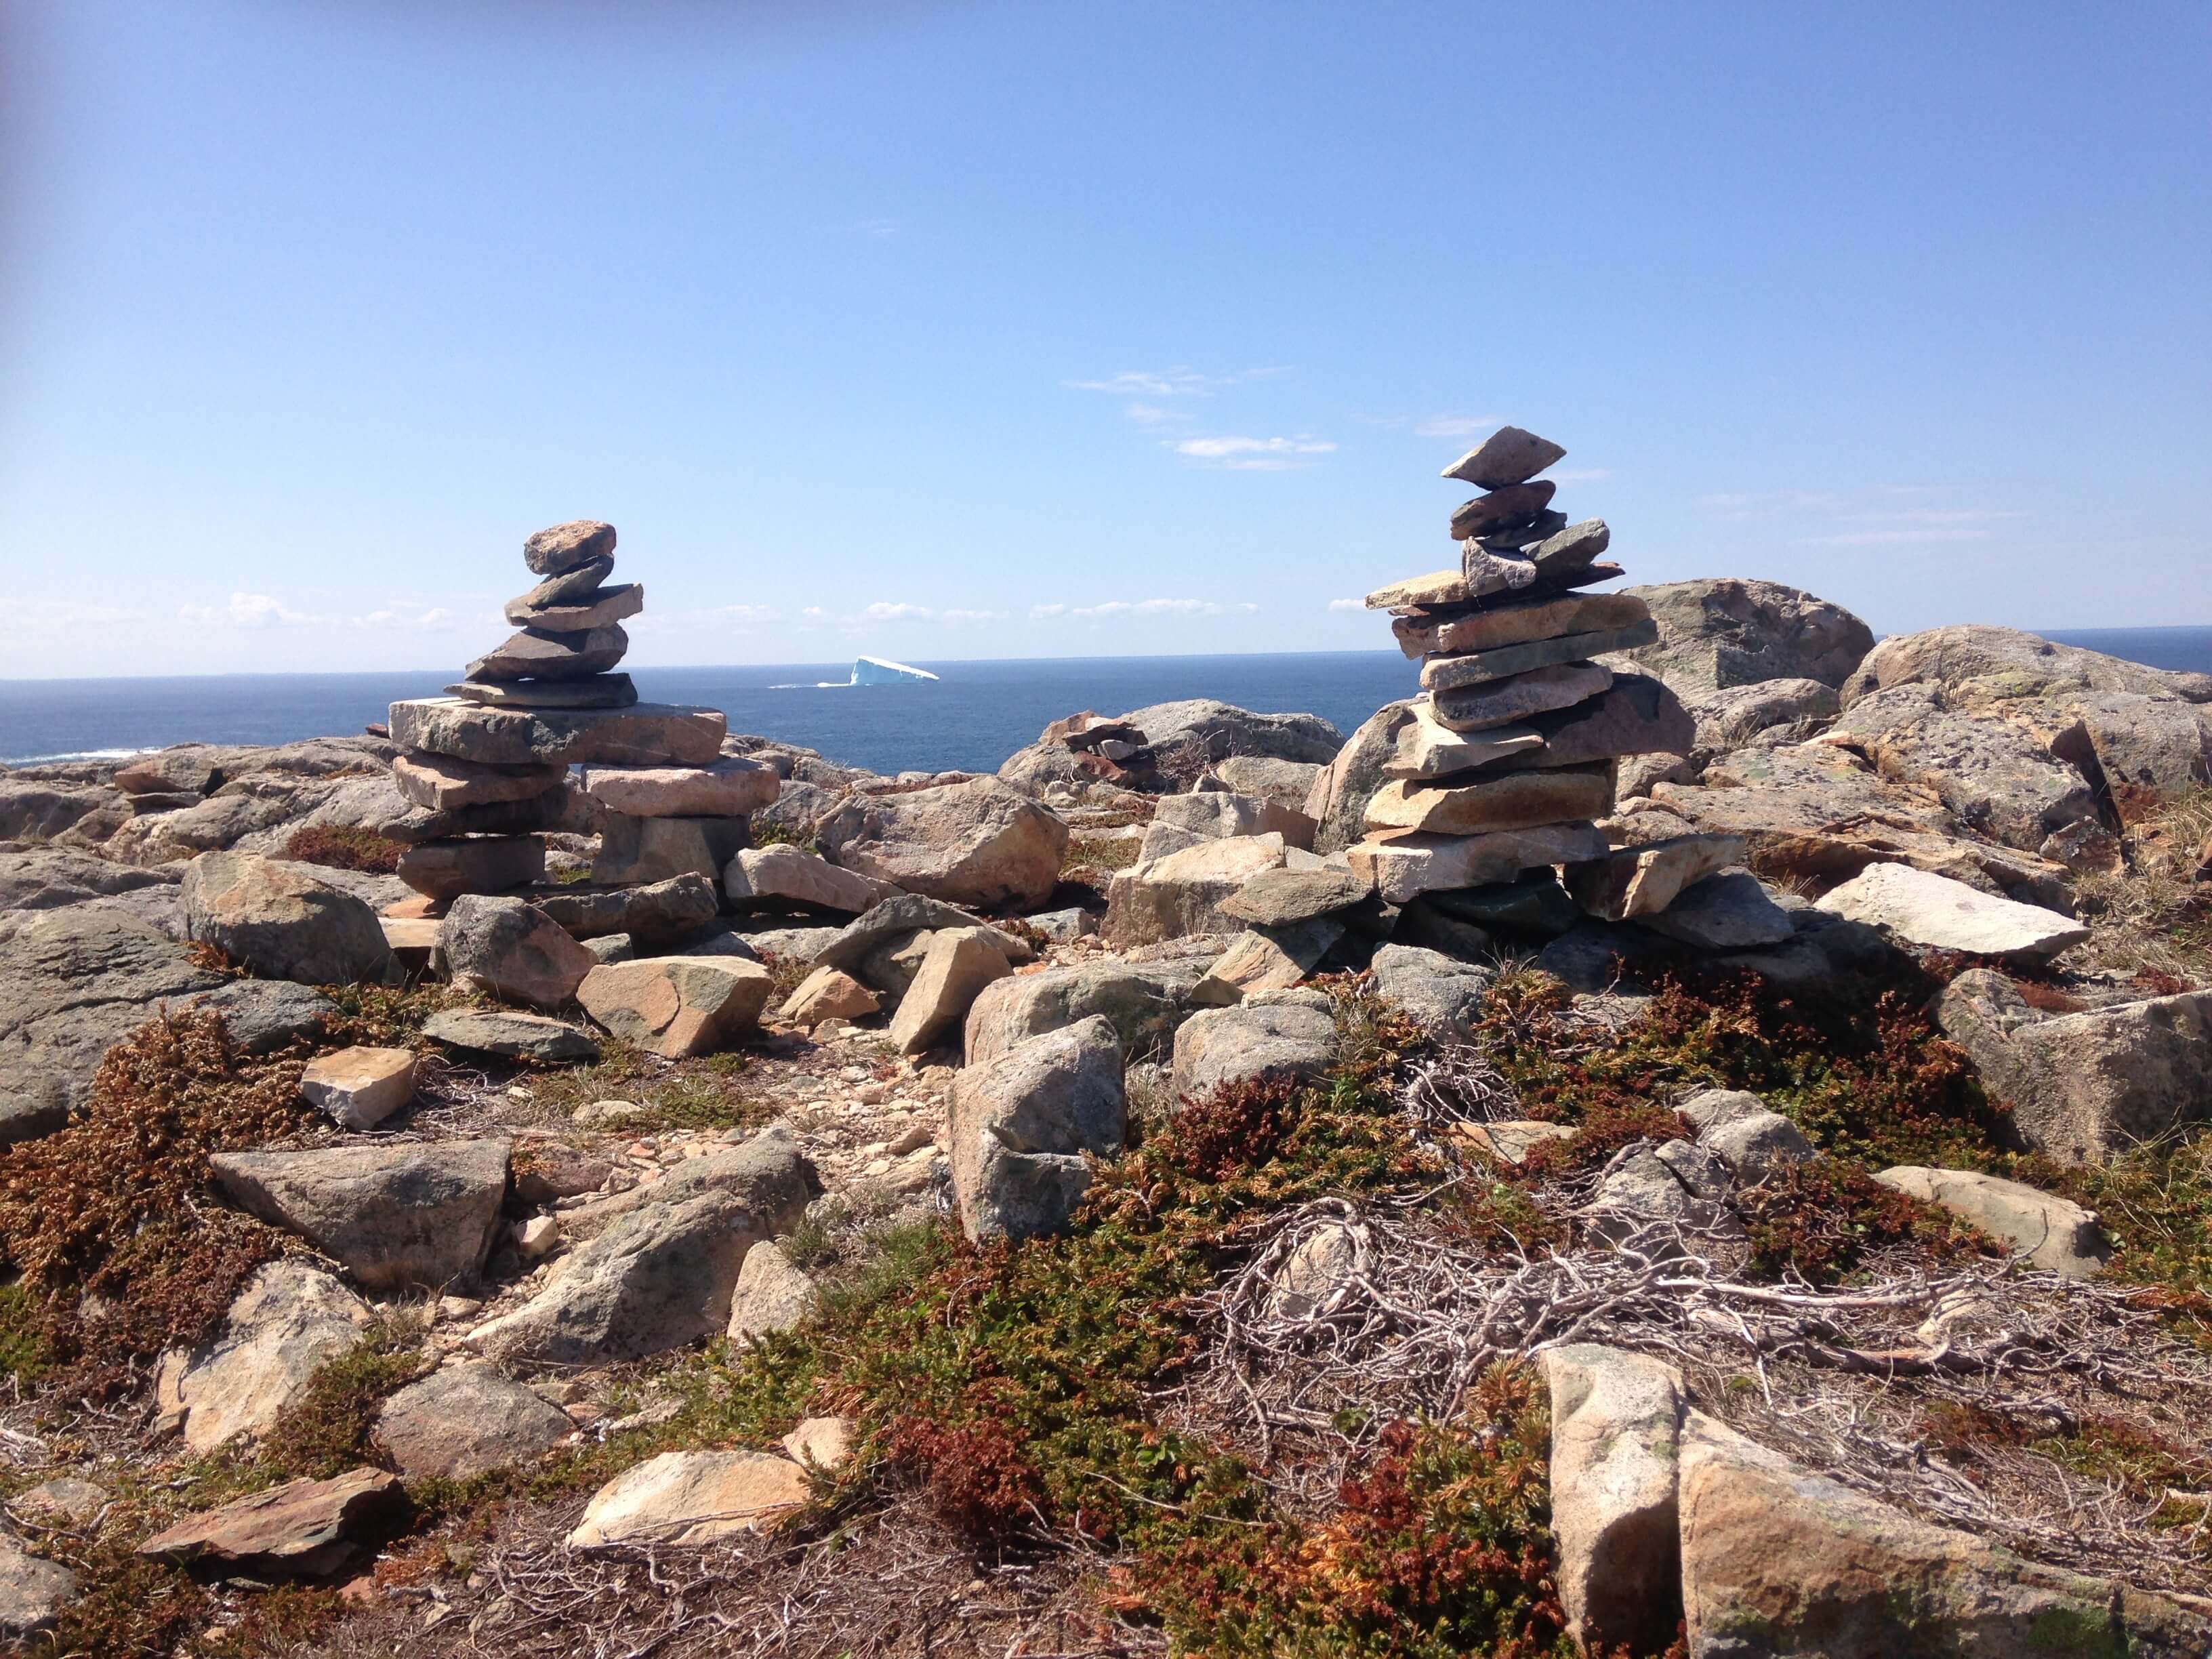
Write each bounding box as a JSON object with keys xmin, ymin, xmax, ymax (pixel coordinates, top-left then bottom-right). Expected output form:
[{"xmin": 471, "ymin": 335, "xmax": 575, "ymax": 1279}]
[
  {"xmin": 388, "ymin": 698, "xmax": 726, "ymax": 768},
  {"xmin": 523, "ymin": 519, "xmax": 617, "ymax": 577},
  {"xmin": 577, "ymin": 956, "xmax": 775, "ymax": 1057},
  {"xmin": 1429, "ymin": 662, "xmax": 1614, "ymax": 733},
  {"xmin": 137, "ymin": 1467, "xmax": 409, "ymax": 1577},
  {"xmin": 568, "ymin": 1451, "xmax": 808, "ymax": 1548},
  {"xmin": 577, "ymin": 756, "xmax": 780, "ymax": 818},
  {"xmin": 300, "ymin": 1046, "xmax": 417, "ymax": 1130},
  {"xmin": 1392, "ymin": 590, "xmax": 1648, "ymax": 659},
  {"xmin": 1363, "ymin": 763, "xmax": 1616, "ymax": 836},
  {"xmin": 392, "ymin": 751, "xmax": 567, "ymax": 812}
]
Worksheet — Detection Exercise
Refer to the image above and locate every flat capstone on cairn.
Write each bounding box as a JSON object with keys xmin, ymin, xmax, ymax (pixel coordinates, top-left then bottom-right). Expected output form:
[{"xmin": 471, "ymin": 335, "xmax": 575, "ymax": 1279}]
[
  {"xmin": 1353, "ymin": 428, "xmax": 1743, "ymax": 932},
  {"xmin": 385, "ymin": 520, "xmax": 777, "ymax": 907}
]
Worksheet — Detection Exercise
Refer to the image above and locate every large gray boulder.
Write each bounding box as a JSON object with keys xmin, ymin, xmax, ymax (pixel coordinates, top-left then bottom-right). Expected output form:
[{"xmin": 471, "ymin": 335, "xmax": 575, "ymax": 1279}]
[
  {"xmin": 964, "ymin": 959, "xmax": 1202, "ymax": 1066},
  {"xmin": 1607, "ymin": 577, "xmax": 1874, "ymax": 692},
  {"xmin": 949, "ymin": 1015, "xmax": 1126, "ymax": 1243},
  {"xmin": 1872, "ymin": 1166, "xmax": 2110, "ymax": 1277},
  {"xmin": 1170, "ymin": 994, "xmax": 1339, "ymax": 1097},
  {"xmin": 0, "ymin": 847, "xmax": 178, "ymax": 913},
  {"xmin": 1151, "ymin": 789, "xmax": 1315, "ymax": 850},
  {"xmin": 209, "ymin": 1139, "xmax": 510, "ymax": 1290},
  {"xmin": 1936, "ymin": 969, "xmax": 2212, "ymax": 1162},
  {"xmin": 817, "ymin": 778, "xmax": 1067, "ymax": 909},
  {"xmin": 468, "ymin": 1127, "xmax": 818, "ymax": 1362},
  {"xmin": 440, "ymin": 893, "xmax": 598, "ymax": 1008},
  {"xmin": 0, "ymin": 1538, "xmax": 77, "ymax": 1641},
  {"xmin": 1303, "ymin": 701, "xmax": 1417, "ymax": 856},
  {"xmin": 1119, "ymin": 699, "xmax": 1343, "ymax": 767},
  {"xmin": 182, "ymin": 851, "xmax": 393, "ymax": 985},
  {"xmin": 373, "ymin": 1366, "xmax": 574, "ymax": 1480},
  {"xmin": 1102, "ymin": 833, "xmax": 1288, "ymax": 946},
  {"xmin": 1368, "ymin": 944, "xmax": 1493, "ymax": 1042},
  {"xmin": 0, "ymin": 777, "xmax": 125, "ymax": 842}
]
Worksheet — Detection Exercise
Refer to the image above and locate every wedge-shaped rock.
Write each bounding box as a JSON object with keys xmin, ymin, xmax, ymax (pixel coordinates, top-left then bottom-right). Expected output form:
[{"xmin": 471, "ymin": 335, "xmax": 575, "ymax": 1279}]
[
  {"xmin": 816, "ymin": 778, "xmax": 1067, "ymax": 909},
  {"xmin": 813, "ymin": 893, "xmax": 1032, "ymax": 979},
  {"xmin": 392, "ymin": 752, "xmax": 566, "ymax": 812},
  {"xmin": 1439, "ymin": 425, "xmax": 1564, "ymax": 488},
  {"xmin": 1565, "ymin": 833, "xmax": 1746, "ymax": 921},
  {"xmin": 138, "ymin": 1468, "xmax": 408, "ymax": 1578},
  {"xmin": 504, "ymin": 581, "xmax": 643, "ymax": 631},
  {"xmin": 420, "ymin": 1007, "xmax": 600, "ymax": 1062},
  {"xmin": 1392, "ymin": 589, "xmax": 1647, "ymax": 660},
  {"xmin": 1529, "ymin": 517, "xmax": 1612, "ymax": 577},
  {"xmin": 388, "ymin": 698, "xmax": 726, "ymax": 768},
  {"xmin": 470, "ymin": 1128, "xmax": 817, "ymax": 1362},
  {"xmin": 523, "ymin": 518, "xmax": 616, "ymax": 576},
  {"xmin": 1816, "ymin": 861, "xmax": 2088, "ymax": 959},
  {"xmin": 211, "ymin": 1139, "xmax": 510, "ymax": 1290},
  {"xmin": 1679, "ymin": 1088, "xmax": 1815, "ymax": 1179},
  {"xmin": 447, "ymin": 674, "xmax": 638, "ymax": 710},
  {"xmin": 1192, "ymin": 918, "xmax": 1343, "ymax": 1006},
  {"xmin": 441, "ymin": 893, "xmax": 597, "ymax": 1008},
  {"xmin": 779, "ymin": 964, "xmax": 880, "ymax": 1027},
  {"xmin": 510, "ymin": 556, "xmax": 614, "ymax": 609},
  {"xmin": 726, "ymin": 1240, "xmax": 820, "ymax": 1340},
  {"xmin": 1364, "ymin": 762, "xmax": 1616, "ymax": 836},
  {"xmin": 888, "ymin": 926, "xmax": 1012, "ymax": 1055},
  {"xmin": 1873, "ymin": 1166, "xmax": 2108, "ymax": 1277},
  {"xmin": 1540, "ymin": 1345, "xmax": 1685, "ymax": 1656},
  {"xmin": 1637, "ymin": 869, "xmax": 1794, "ymax": 949},
  {"xmin": 593, "ymin": 813, "xmax": 748, "ymax": 886},
  {"xmin": 1347, "ymin": 821, "xmax": 1610, "ymax": 905},
  {"xmin": 468, "ymin": 623, "xmax": 629, "ymax": 683},
  {"xmin": 1936, "ymin": 968, "xmax": 2212, "ymax": 1162},
  {"xmin": 1386, "ymin": 703, "xmax": 1544, "ymax": 779},
  {"xmin": 373, "ymin": 1366, "xmax": 574, "ymax": 1480},
  {"xmin": 1430, "ymin": 661, "xmax": 1613, "ymax": 733},
  {"xmin": 963, "ymin": 960, "xmax": 1197, "ymax": 1066},
  {"xmin": 1420, "ymin": 619, "xmax": 1659, "ymax": 693},
  {"xmin": 950, "ymin": 1015, "xmax": 1126, "ymax": 1243},
  {"xmin": 1152, "ymin": 788, "xmax": 1316, "ymax": 850},
  {"xmin": 533, "ymin": 872, "xmax": 720, "ymax": 947},
  {"xmin": 159, "ymin": 1262, "xmax": 371, "ymax": 1453},
  {"xmin": 577, "ymin": 956, "xmax": 774, "ymax": 1057},
  {"xmin": 1219, "ymin": 865, "xmax": 1373, "ymax": 926},
  {"xmin": 569, "ymin": 1451, "xmax": 808, "ymax": 1548},
  {"xmin": 726, "ymin": 842, "xmax": 900, "ymax": 913},
  {"xmin": 1679, "ymin": 1409, "xmax": 2209, "ymax": 1657},
  {"xmin": 1101, "ymin": 833, "xmax": 1288, "ymax": 945},
  {"xmin": 1364, "ymin": 567, "xmax": 1515, "ymax": 611},
  {"xmin": 1449, "ymin": 479, "xmax": 1556, "ymax": 540},
  {"xmin": 577, "ymin": 756, "xmax": 779, "ymax": 818}
]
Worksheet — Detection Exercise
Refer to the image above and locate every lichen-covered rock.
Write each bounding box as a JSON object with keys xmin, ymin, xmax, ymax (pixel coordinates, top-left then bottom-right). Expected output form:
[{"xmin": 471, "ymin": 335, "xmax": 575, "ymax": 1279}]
[
  {"xmin": 576, "ymin": 956, "xmax": 775, "ymax": 1057},
  {"xmin": 1170, "ymin": 995, "xmax": 1339, "ymax": 1097},
  {"xmin": 568, "ymin": 1451, "xmax": 809, "ymax": 1548},
  {"xmin": 159, "ymin": 1262, "xmax": 372, "ymax": 1453},
  {"xmin": 817, "ymin": 778, "xmax": 1067, "ymax": 909},
  {"xmin": 950, "ymin": 1016, "xmax": 1126, "ymax": 1243},
  {"xmin": 373, "ymin": 1366, "xmax": 574, "ymax": 1480},
  {"xmin": 182, "ymin": 851, "xmax": 393, "ymax": 985},
  {"xmin": 1609, "ymin": 577, "xmax": 1875, "ymax": 691},
  {"xmin": 1873, "ymin": 1166, "xmax": 2110, "ymax": 1277},
  {"xmin": 441, "ymin": 893, "xmax": 598, "ymax": 1008},
  {"xmin": 963, "ymin": 960, "xmax": 1195, "ymax": 1066}
]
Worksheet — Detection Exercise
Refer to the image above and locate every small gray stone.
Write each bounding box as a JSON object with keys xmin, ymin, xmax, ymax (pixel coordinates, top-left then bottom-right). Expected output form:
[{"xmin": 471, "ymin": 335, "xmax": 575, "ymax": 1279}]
[
  {"xmin": 1678, "ymin": 1088, "xmax": 1815, "ymax": 1179},
  {"xmin": 951, "ymin": 1016, "xmax": 1126, "ymax": 1243},
  {"xmin": 1638, "ymin": 871, "xmax": 1795, "ymax": 949},
  {"xmin": 1171, "ymin": 999, "xmax": 1338, "ymax": 1097},
  {"xmin": 1439, "ymin": 426, "xmax": 1565, "ymax": 489},
  {"xmin": 1369, "ymin": 943, "xmax": 1493, "ymax": 1041},
  {"xmin": 421, "ymin": 1008, "xmax": 600, "ymax": 1062},
  {"xmin": 374, "ymin": 1366, "xmax": 574, "ymax": 1480}
]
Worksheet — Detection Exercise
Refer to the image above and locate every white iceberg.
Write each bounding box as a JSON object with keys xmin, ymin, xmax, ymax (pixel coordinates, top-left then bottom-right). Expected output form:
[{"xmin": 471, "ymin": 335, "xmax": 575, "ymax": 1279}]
[{"xmin": 848, "ymin": 656, "xmax": 939, "ymax": 685}]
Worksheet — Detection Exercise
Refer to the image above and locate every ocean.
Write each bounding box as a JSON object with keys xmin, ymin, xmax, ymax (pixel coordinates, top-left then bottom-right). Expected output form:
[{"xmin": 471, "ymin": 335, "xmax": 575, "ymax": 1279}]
[{"xmin": 5, "ymin": 629, "xmax": 2209, "ymax": 779}]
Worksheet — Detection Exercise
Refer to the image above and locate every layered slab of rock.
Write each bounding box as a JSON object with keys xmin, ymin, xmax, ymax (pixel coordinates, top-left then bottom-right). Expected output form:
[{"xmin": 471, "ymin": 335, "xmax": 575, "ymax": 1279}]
[
  {"xmin": 816, "ymin": 778, "xmax": 1067, "ymax": 909},
  {"xmin": 576, "ymin": 956, "xmax": 775, "ymax": 1057},
  {"xmin": 1364, "ymin": 762, "xmax": 1616, "ymax": 835},
  {"xmin": 420, "ymin": 1007, "xmax": 600, "ymax": 1061},
  {"xmin": 373, "ymin": 1366, "xmax": 575, "ymax": 1480},
  {"xmin": 390, "ymin": 699, "xmax": 726, "ymax": 768},
  {"xmin": 533, "ymin": 872, "xmax": 721, "ymax": 947},
  {"xmin": 1391, "ymin": 589, "xmax": 1649, "ymax": 659},
  {"xmin": 1873, "ymin": 1166, "xmax": 2110, "ymax": 1277},
  {"xmin": 1430, "ymin": 661, "xmax": 1614, "ymax": 733},
  {"xmin": 1418, "ymin": 619, "xmax": 1659, "ymax": 691},
  {"xmin": 1565, "ymin": 834, "xmax": 1746, "ymax": 921},
  {"xmin": 726, "ymin": 843, "xmax": 902, "ymax": 914},
  {"xmin": 1815, "ymin": 861, "xmax": 2088, "ymax": 959},
  {"xmin": 1347, "ymin": 821, "xmax": 1610, "ymax": 904},
  {"xmin": 1102, "ymin": 833, "xmax": 1289, "ymax": 945},
  {"xmin": 569, "ymin": 1451, "xmax": 809, "ymax": 1548},
  {"xmin": 577, "ymin": 755, "xmax": 779, "ymax": 817},
  {"xmin": 138, "ymin": 1467, "xmax": 408, "ymax": 1577},
  {"xmin": 158, "ymin": 1262, "xmax": 371, "ymax": 1453},
  {"xmin": 950, "ymin": 1015, "xmax": 1126, "ymax": 1243}
]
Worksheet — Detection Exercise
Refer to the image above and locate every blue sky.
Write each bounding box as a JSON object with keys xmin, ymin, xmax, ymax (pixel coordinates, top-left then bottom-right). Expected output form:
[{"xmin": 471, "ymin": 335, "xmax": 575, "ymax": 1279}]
[{"xmin": 2, "ymin": 1, "xmax": 2207, "ymax": 678}]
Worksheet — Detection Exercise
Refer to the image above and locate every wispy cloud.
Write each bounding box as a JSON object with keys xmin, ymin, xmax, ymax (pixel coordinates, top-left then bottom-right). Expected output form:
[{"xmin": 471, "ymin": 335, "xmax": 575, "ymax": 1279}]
[
  {"xmin": 353, "ymin": 605, "xmax": 459, "ymax": 631},
  {"xmin": 179, "ymin": 592, "xmax": 322, "ymax": 628},
  {"xmin": 0, "ymin": 598, "xmax": 147, "ymax": 628},
  {"xmin": 1122, "ymin": 403, "xmax": 1188, "ymax": 426},
  {"xmin": 1174, "ymin": 434, "xmax": 1337, "ymax": 472},
  {"xmin": 851, "ymin": 218, "xmax": 900, "ymax": 239},
  {"xmin": 1031, "ymin": 597, "xmax": 1261, "ymax": 621},
  {"xmin": 1066, "ymin": 365, "xmax": 1289, "ymax": 398},
  {"xmin": 861, "ymin": 601, "xmax": 1006, "ymax": 624},
  {"xmin": 1413, "ymin": 414, "xmax": 1504, "ymax": 439},
  {"xmin": 1327, "ymin": 597, "xmax": 1365, "ymax": 612},
  {"xmin": 1802, "ymin": 528, "xmax": 2003, "ymax": 546},
  {"xmin": 1702, "ymin": 487, "xmax": 2031, "ymax": 546}
]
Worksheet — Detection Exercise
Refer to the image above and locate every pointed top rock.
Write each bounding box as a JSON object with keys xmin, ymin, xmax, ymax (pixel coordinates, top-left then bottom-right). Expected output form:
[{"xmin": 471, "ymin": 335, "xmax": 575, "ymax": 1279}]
[{"xmin": 1441, "ymin": 426, "xmax": 1565, "ymax": 489}]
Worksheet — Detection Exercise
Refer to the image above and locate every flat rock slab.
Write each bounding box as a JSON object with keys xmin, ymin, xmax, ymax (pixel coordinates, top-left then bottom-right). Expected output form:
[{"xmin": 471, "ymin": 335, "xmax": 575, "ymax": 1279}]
[
  {"xmin": 569, "ymin": 1450, "xmax": 809, "ymax": 1548},
  {"xmin": 1364, "ymin": 762, "xmax": 1616, "ymax": 836},
  {"xmin": 1816, "ymin": 861, "xmax": 2089, "ymax": 959},
  {"xmin": 816, "ymin": 777, "xmax": 1068, "ymax": 911},
  {"xmin": 1103, "ymin": 832, "xmax": 1290, "ymax": 946},
  {"xmin": 1172, "ymin": 996, "xmax": 1339, "ymax": 1097},
  {"xmin": 1387, "ymin": 703, "xmax": 1545, "ymax": 779},
  {"xmin": 888, "ymin": 926, "xmax": 1013, "ymax": 1055},
  {"xmin": 447, "ymin": 674, "xmax": 638, "ymax": 710},
  {"xmin": 209, "ymin": 1138, "xmax": 510, "ymax": 1290},
  {"xmin": 726, "ymin": 843, "xmax": 901, "ymax": 914},
  {"xmin": 395, "ymin": 834, "xmax": 545, "ymax": 901},
  {"xmin": 373, "ymin": 1366, "xmax": 575, "ymax": 1479},
  {"xmin": 421, "ymin": 1007, "xmax": 600, "ymax": 1061},
  {"xmin": 392, "ymin": 752, "xmax": 566, "ymax": 813},
  {"xmin": 534, "ymin": 872, "xmax": 721, "ymax": 947},
  {"xmin": 1488, "ymin": 673, "xmax": 1698, "ymax": 771},
  {"xmin": 1441, "ymin": 425, "xmax": 1564, "ymax": 488},
  {"xmin": 1565, "ymin": 834, "xmax": 1746, "ymax": 922},
  {"xmin": 300, "ymin": 1045, "xmax": 417, "ymax": 1130},
  {"xmin": 1193, "ymin": 917, "xmax": 1343, "ymax": 1006},
  {"xmin": 390, "ymin": 699, "xmax": 726, "ymax": 769},
  {"xmin": 577, "ymin": 956, "xmax": 774, "ymax": 1057},
  {"xmin": 512, "ymin": 556, "xmax": 615, "ymax": 609},
  {"xmin": 468, "ymin": 623, "xmax": 630, "ymax": 684},
  {"xmin": 1874, "ymin": 1165, "xmax": 2110, "ymax": 1277},
  {"xmin": 1456, "ymin": 1119, "xmax": 1577, "ymax": 1165},
  {"xmin": 1365, "ymin": 567, "xmax": 1517, "ymax": 611},
  {"xmin": 1220, "ymin": 864, "xmax": 1374, "ymax": 927},
  {"xmin": 1449, "ymin": 479, "xmax": 1556, "ymax": 540},
  {"xmin": 504, "ymin": 581, "xmax": 644, "ymax": 632},
  {"xmin": 1393, "ymin": 589, "xmax": 1647, "ymax": 660},
  {"xmin": 1348, "ymin": 821, "xmax": 1610, "ymax": 905},
  {"xmin": 579, "ymin": 756, "xmax": 780, "ymax": 818},
  {"xmin": 138, "ymin": 1467, "xmax": 408, "ymax": 1577},
  {"xmin": 1420, "ymin": 619, "xmax": 1660, "ymax": 693},
  {"xmin": 1430, "ymin": 662, "xmax": 1614, "ymax": 733},
  {"xmin": 161, "ymin": 1261, "xmax": 371, "ymax": 1453}
]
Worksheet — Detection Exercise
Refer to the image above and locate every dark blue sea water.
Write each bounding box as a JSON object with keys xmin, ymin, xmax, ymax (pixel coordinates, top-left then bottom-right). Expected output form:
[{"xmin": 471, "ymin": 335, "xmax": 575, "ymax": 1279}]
[
  {"xmin": 5, "ymin": 629, "xmax": 2207, "ymax": 779},
  {"xmin": 0, "ymin": 653, "xmax": 1422, "ymax": 777}
]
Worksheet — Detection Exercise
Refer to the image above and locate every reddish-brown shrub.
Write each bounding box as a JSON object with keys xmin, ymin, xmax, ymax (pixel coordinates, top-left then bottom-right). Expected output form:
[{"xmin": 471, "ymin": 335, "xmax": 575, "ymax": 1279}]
[{"xmin": 285, "ymin": 822, "xmax": 403, "ymax": 873}]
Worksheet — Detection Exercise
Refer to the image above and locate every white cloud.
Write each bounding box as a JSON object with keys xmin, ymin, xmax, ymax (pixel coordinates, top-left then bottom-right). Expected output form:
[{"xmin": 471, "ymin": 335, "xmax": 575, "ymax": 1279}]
[
  {"xmin": 852, "ymin": 218, "xmax": 900, "ymax": 239},
  {"xmin": 1034, "ymin": 597, "xmax": 1261, "ymax": 620},
  {"xmin": 1122, "ymin": 403, "xmax": 1187, "ymax": 426},
  {"xmin": 939, "ymin": 608, "xmax": 1008, "ymax": 623},
  {"xmin": 705, "ymin": 603, "xmax": 782, "ymax": 624},
  {"xmin": 1414, "ymin": 414, "xmax": 1504, "ymax": 439},
  {"xmin": 1067, "ymin": 368, "xmax": 1216, "ymax": 398},
  {"xmin": 1327, "ymin": 597, "xmax": 1366, "ymax": 612},
  {"xmin": 860, "ymin": 601, "xmax": 1003, "ymax": 624},
  {"xmin": 1174, "ymin": 434, "xmax": 1338, "ymax": 472},
  {"xmin": 179, "ymin": 592, "xmax": 321, "ymax": 628},
  {"xmin": 1548, "ymin": 467, "xmax": 1612, "ymax": 483}
]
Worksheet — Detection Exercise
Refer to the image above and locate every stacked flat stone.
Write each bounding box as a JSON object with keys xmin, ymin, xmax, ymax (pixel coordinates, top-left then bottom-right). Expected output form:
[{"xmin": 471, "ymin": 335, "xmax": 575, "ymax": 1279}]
[
  {"xmin": 386, "ymin": 520, "xmax": 776, "ymax": 905},
  {"xmin": 1350, "ymin": 427, "xmax": 1711, "ymax": 919}
]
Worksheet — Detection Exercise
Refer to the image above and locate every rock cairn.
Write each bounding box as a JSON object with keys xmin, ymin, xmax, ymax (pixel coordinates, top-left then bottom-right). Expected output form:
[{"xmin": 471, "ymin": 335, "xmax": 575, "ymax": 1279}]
[
  {"xmin": 1353, "ymin": 427, "xmax": 1748, "ymax": 938},
  {"xmin": 386, "ymin": 520, "xmax": 777, "ymax": 905}
]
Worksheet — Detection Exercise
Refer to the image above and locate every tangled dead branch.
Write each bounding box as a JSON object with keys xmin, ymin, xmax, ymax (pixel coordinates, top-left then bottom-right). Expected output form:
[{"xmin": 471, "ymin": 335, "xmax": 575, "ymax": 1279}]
[{"xmin": 1197, "ymin": 1195, "xmax": 2212, "ymax": 1593}]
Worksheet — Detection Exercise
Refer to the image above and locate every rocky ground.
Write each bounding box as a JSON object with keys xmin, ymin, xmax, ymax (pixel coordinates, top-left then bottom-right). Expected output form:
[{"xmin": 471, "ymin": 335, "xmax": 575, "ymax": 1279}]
[{"xmin": 1, "ymin": 583, "xmax": 2211, "ymax": 1658}]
